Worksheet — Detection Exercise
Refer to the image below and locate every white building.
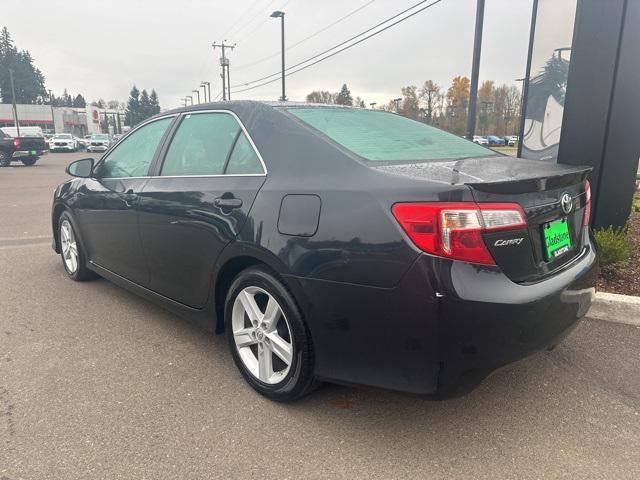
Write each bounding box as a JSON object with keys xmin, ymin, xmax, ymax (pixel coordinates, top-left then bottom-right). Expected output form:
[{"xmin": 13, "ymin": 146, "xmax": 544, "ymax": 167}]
[{"xmin": 0, "ymin": 103, "xmax": 126, "ymax": 136}]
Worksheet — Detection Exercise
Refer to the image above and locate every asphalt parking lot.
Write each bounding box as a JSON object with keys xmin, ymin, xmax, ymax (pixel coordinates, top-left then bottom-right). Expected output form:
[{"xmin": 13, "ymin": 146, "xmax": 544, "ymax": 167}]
[{"xmin": 1, "ymin": 152, "xmax": 639, "ymax": 479}]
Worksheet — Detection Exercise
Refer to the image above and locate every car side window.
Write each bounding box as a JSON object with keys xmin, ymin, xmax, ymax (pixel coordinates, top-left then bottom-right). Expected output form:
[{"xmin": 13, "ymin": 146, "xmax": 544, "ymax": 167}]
[
  {"xmin": 160, "ymin": 113, "xmax": 241, "ymax": 176},
  {"xmin": 96, "ymin": 117, "xmax": 172, "ymax": 178},
  {"xmin": 226, "ymin": 133, "xmax": 264, "ymax": 174}
]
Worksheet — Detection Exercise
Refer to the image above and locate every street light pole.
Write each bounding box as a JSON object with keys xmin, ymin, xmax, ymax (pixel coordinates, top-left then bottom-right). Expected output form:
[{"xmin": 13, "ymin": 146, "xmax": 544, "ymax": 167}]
[
  {"xmin": 369, "ymin": 102, "xmax": 377, "ymax": 109},
  {"xmin": 203, "ymin": 82, "xmax": 211, "ymax": 103},
  {"xmin": 270, "ymin": 11, "xmax": 286, "ymax": 101},
  {"xmin": 466, "ymin": 0, "xmax": 485, "ymax": 140},
  {"xmin": 8, "ymin": 68, "xmax": 20, "ymax": 137},
  {"xmin": 200, "ymin": 83, "xmax": 208, "ymax": 103},
  {"xmin": 48, "ymin": 89, "xmax": 56, "ymax": 134},
  {"xmin": 193, "ymin": 90, "xmax": 200, "ymax": 104},
  {"xmin": 186, "ymin": 95, "xmax": 193, "ymax": 106},
  {"xmin": 393, "ymin": 98, "xmax": 402, "ymax": 113}
]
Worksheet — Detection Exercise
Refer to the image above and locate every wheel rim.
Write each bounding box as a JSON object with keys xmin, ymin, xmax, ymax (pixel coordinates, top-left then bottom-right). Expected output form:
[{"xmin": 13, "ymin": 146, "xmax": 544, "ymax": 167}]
[
  {"xmin": 60, "ymin": 219, "xmax": 79, "ymax": 273},
  {"xmin": 232, "ymin": 286, "xmax": 293, "ymax": 384}
]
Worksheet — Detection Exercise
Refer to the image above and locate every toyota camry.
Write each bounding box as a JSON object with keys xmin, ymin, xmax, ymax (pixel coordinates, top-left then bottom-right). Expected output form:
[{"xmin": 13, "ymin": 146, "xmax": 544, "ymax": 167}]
[{"xmin": 51, "ymin": 101, "xmax": 598, "ymax": 401}]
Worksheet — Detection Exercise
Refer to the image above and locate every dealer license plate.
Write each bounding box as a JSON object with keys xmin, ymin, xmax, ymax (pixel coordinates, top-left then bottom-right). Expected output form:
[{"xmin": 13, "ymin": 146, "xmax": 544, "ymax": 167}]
[{"xmin": 542, "ymin": 218, "xmax": 572, "ymax": 260}]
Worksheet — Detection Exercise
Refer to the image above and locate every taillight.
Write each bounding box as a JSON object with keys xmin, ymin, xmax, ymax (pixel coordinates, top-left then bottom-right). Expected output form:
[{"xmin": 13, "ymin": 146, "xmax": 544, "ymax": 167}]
[
  {"xmin": 13, "ymin": 138, "xmax": 21, "ymax": 149},
  {"xmin": 583, "ymin": 180, "xmax": 591, "ymax": 227},
  {"xmin": 391, "ymin": 202, "xmax": 527, "ymax": 265}
]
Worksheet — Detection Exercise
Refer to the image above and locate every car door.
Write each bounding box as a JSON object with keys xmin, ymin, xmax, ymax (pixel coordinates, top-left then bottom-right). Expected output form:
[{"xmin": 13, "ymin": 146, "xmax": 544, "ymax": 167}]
[
  {"xmin": 74, "ymin": 116, "xmax": 175, "ymax": 285},
  {"xmin": 138, "ymin": 111, "xmax": 267, "ymax": 308}
]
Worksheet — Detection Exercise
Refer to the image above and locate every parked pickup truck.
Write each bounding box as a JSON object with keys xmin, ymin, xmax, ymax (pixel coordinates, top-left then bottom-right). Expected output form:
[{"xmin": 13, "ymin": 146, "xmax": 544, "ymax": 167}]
[{"xmin": 0, "ymin": 128, "xmax": 48, "ymax": 167}]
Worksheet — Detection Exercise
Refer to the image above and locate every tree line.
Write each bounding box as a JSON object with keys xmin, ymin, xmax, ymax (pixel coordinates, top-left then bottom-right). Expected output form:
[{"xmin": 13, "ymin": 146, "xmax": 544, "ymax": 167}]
[
  {"xmin": 307, "ymin": 78, "xmax": 522, "ymax": 137},
  {"xmin": 125, "ymin": 86, "xmax": 160, "ymax": 126},
  {"xmin": 0, "ymin": 26, "xmax": 160, "ymax": 127}
]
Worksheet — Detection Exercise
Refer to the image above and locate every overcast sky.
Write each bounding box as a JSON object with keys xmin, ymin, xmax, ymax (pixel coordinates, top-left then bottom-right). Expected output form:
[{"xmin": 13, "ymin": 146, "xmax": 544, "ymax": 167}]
[{"xmin": 4, "ymin": 0, "xmax": 533, "ymax": 108}]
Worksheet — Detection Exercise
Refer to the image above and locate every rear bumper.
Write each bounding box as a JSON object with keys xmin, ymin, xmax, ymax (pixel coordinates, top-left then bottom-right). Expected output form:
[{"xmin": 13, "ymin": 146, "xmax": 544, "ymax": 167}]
[
  {"xmin": 289, "ymin": 236, "xmax": 598, "ymax": 397},
  {"xmin": 12, "ymin": 150, "xmax": 47, "ymax": 157},
  {"xmin": 87, "ymin": 145, "xmax": 108, "ymax": 152}
]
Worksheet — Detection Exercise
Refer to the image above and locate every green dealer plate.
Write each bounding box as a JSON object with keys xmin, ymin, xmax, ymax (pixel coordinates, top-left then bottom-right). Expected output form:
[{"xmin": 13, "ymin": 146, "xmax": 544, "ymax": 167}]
[
  {"xmin": 542, "ymin": 217, "xmax": 572, "ymax": 260},
  {"xmin": 30, "ymin": 150, "xmax": 37, "ymax": 155}
]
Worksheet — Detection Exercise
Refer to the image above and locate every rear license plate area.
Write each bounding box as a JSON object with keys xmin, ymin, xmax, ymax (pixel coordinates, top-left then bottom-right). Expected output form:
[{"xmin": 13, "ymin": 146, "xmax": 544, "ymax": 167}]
[{"xmin": 542, "ymin": 217, "xmax": 572, "ymax": 260}]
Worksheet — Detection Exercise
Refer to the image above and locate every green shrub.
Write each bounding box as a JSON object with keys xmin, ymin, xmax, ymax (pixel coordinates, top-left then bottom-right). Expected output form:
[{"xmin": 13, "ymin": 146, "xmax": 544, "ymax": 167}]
[{"xmin": 594, "ymin": 226, "xmax": 632, "ymax": 266}]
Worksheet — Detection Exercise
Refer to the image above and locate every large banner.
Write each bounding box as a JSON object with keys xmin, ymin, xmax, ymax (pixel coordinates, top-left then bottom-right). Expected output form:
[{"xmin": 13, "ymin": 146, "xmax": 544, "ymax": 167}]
[
  {"xmin": 520, "ymin": 0, "xmax": 578, "ymax": 162},
  {"xmin": 86, "ymin": 105, "xmax": 101, "ymax": 134}
]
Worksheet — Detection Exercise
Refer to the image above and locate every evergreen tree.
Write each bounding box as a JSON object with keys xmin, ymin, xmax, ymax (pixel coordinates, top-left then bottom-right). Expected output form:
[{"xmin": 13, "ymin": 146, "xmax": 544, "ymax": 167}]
[
  {"xmin": 72, "ymin": 94, "xmax": 86, "ymax": 108},
  {"xmin": 149, "ymin": 89, "xmax": 160, "ymax": 115},
  {"xmin": 125, "ymin": 86, "xmax": 141, "ymax": 126},
  {"xmin": 139, "ymin": 89, "xmax": 151, "ymax": 119},
  {"xmin": 0, "ymin": 27, "xmax": 46, "ymax": 104},
  {"xmin": 335, "ymin": 84, "xmax": 353, "ymax": 106}
]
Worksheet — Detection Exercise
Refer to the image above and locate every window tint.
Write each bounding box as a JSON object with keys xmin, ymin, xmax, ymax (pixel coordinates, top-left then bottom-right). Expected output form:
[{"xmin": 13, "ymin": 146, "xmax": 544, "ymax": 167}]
[
  {"xmin": 161, "ymin": 113, "xmax": 240, "ymax": 176},
  {"xmin": 287, "ymin": 108, "xmax": 494, "ymax": 162},
  {"xmin": 226, "ymin": 133, "xmax": 263, "ymax": 174},
  {"xmin": 97, "ymin": 117, "xmax": 172, "ymax": 178}
]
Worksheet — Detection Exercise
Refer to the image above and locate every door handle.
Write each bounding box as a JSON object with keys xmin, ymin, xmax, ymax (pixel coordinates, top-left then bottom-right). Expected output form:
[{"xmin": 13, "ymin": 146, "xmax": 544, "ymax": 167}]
[
  {"xmin": 123, "ymin": 189, "xmax": 137, "ymax": 208},
  {"xmin": 214, "ymin": 197, "xmax": 243, "ymax": 209}
]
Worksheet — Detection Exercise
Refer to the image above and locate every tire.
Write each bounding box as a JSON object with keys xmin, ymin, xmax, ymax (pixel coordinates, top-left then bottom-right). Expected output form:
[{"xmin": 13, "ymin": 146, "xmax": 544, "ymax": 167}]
[
  {"xmin": 21, "ymin": 157, "xmax": 38, "ymax": 166},
  {"xmin": 58, "ymin": 212, "xmax": 93, "ymax": 281},
  {"xmin": 0, "ymin": 150, "xmax": 11, "ymax": 167},
  {"xmin": 225, "ymin": 266, "xmax": 318, "ymax": 401}
]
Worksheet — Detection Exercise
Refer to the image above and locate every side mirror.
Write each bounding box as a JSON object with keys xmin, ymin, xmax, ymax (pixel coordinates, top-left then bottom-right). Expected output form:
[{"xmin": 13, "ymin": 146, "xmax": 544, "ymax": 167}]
[{"xmin": 66, "ymin": 158, "xmax": 94, "ymax": 178}]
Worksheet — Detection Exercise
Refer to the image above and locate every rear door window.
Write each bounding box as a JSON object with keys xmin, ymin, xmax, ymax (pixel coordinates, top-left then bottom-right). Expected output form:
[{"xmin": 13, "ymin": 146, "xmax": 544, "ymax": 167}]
[{"xmin": 161, "ymin": 113, "xmax": 239, "ymax": 176}]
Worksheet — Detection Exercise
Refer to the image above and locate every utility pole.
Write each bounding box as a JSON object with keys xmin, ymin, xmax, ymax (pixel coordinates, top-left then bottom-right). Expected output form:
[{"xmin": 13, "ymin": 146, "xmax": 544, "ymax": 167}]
[
  {"xmin": 8, "ymin": 68, "xmax": 20, "ymax": 137},
  {"xmin": 213, "ymin": 42, "xmax": 235, "ymax": 101},
  {"xmin": 193, "ymin": 89, "xmax": 200, "ymax": 104},
  {"xmin": 48, "ymin": 89, "xmax": 56, "ymax": 134},
  {"xmin": 466, "ymin": 0, "xmax": 485, "ymax": 140}
]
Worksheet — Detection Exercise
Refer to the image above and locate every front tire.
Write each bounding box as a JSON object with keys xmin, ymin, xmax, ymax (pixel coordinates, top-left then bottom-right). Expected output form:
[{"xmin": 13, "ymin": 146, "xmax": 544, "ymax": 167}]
[
  {"xmin": 225, "ymin": 266, "xmax": 317, "ymax": 401},
  {"xmin": 21, "ymin": 157, "xmax": 38, "ymax": 166},
  {"xmin": 58, "ymin": 212, "xmax": 93, "ymax": 281}
]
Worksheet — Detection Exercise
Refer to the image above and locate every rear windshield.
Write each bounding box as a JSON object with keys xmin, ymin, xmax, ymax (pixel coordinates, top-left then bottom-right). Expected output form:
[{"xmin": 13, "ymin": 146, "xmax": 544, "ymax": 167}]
[
  {"xmin": 54, "ymin": 134, "xmax": 72, "ymax": 139},
  {"xmin": 287, "ymin": 107, "xmax": 494, "ymax": 162},
  {"xmin": 92, "ymin": 135, "xmax": 109, "ymax": 140}
]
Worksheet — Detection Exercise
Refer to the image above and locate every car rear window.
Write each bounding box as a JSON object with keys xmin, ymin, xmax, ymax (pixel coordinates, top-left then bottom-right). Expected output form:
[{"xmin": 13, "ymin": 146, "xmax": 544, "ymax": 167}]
[{"xmin": 287, "ymin": 107, "xmax": 494, "ymax": 162}]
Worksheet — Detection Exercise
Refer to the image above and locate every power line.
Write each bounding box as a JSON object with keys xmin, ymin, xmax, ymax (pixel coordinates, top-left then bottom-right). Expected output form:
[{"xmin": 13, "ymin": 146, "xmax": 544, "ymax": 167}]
[
  {"xmin": 235, "ymin": 0, "xmax": 292, "ymax": 45},
  {"xmin": 232, "ymin": 0, "xmax": 280, "ymax": 43},
  {"xmin": 232, "ymin": 0, "xmax": 443, "ymax": 94},
  {"xmin": 221, "ymin": 0, "xmax": 264, "ymax": 40},
  {"xmin": 232, "ymin": 0, "xmax": 442, "ymax": 89},
  {"xmin": 234, "ymin": 0, "xmax": 376, "ymax": 72}
]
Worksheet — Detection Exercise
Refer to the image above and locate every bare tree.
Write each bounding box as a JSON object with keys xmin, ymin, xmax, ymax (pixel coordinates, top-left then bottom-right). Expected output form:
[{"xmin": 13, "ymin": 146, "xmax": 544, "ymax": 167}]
[{"xmin": 419, "ymin": 80, "xmax": 441, "ymax": 124}]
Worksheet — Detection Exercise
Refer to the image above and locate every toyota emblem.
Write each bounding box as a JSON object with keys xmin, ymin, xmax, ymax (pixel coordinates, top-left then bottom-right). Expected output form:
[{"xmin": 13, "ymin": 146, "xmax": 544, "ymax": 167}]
[{"xmin": 560, "ymin": 193, "xmax": 573, "ymax": 214}]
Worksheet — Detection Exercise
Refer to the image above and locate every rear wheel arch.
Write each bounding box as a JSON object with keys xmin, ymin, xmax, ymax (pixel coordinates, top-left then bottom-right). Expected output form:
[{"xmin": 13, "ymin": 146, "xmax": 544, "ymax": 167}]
[{"xmin": 213, "ymin": 254, "xmax": 307, "ymax": 334}]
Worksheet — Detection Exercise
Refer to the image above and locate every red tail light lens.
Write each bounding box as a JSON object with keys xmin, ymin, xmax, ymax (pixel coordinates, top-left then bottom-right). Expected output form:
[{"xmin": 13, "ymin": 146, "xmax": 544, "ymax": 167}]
[
  {"xmin": 13, "ymin": 138, "xmax": 21, "ymax": 149},
  {"xmin": 391, "ymin": 202, "xmax": 527, "ymax": 265},
  {"xmin": 583, "ymin": 180, "xmax": 591, "ymax": 227}
]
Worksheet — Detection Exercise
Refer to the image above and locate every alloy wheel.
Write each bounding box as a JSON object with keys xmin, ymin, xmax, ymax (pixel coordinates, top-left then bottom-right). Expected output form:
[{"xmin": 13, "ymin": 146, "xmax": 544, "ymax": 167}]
[
  {"xmin": 231, "ymin": 286, "xmax": 293, "ymax": 384},
  {"xmin": 60, "ymin": 219, "xmax": 79, "ymax": 273}
]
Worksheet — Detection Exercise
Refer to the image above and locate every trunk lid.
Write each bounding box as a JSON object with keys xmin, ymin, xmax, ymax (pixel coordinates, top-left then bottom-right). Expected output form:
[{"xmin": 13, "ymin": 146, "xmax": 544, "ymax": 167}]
[
  {"xmin": 374, "ymin": 156, "xmax": 591, "ymax": 283},
  {"xmin": 16, "ymin": 136, "xmax": 47, "ymax": 152}
]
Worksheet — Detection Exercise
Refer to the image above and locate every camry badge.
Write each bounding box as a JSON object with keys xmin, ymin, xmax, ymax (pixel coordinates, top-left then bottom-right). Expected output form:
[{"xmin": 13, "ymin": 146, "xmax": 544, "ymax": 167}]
[{"xmin": 560, "ymin": 193, "xmax": 573, "ymax": 214}]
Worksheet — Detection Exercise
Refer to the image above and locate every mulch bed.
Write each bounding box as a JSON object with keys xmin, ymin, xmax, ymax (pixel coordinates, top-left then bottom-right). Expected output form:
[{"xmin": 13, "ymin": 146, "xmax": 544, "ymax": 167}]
[{"xmin": 596, "ymin": 188, "xmax": 640, "ymax": 296}]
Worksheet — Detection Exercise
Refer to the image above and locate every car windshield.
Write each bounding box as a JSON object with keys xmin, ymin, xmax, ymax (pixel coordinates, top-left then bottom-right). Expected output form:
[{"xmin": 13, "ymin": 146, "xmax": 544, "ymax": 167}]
[
  {"xmin": 54, "ymin": 134, "xmax": 72, "ymax": 139},
  {"xmin": 287, "ymin": 107, "xmax": 494, "ymax": 162},
  {"xmin": 92, "ymin": 135, "xmax": 109, "ymax": 140}
]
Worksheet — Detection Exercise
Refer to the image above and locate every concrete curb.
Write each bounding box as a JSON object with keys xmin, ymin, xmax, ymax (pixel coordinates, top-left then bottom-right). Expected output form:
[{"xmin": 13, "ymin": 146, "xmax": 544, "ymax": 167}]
[{"xmin": 587, "ymin": 292, "xmax": 640, "ymax": 327}]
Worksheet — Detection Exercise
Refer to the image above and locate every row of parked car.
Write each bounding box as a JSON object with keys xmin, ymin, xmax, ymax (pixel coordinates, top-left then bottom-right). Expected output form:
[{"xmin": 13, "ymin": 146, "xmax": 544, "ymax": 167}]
[
  {"xmin": 472, "ymin": 135, "xmax": 519, "ymax": 147},
  {"xmin": 46, "ymin": 133, "xmax": 120, "ymax": 153}
]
